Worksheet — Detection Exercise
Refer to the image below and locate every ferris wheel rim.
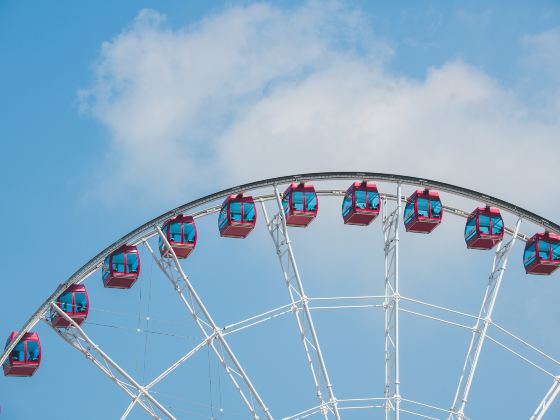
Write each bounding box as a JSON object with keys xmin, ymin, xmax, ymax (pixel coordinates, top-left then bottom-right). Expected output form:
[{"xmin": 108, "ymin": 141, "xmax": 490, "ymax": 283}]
[{"xmin": 2, "ymin": 171, "xmax": 559, "ymax": 387}]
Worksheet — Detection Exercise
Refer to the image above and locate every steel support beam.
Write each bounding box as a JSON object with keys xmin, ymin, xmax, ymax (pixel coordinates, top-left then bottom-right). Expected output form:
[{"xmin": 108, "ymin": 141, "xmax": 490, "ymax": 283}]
[
  {"xmin": 383, "ymin": 183, "xmax": 402, "ymax": 420},
  {"xmin": 531, "ymin": 377, "xmax": 560, "ymax": 420},
  {"xmin": 449, "ymin": 218, "xmax": 522, "ymax": 419},
  {"xmin": 46, "ymin": 303, "xmax": 174, "ymax": 419},
  {"xmin": 122, "ymin": 337, "xmax": 213, "ymax": 419},
  {"xmin": 260, "ymin": 186, "xmax": 340, "ymax": 419},
  {"xmin": 144, "ymin": 230, "xmax": 273, "ymax": 420}
]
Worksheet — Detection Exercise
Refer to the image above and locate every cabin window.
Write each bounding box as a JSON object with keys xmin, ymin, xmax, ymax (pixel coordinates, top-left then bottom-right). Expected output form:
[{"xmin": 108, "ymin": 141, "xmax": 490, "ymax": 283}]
[
  {"xmin": 355, "ymin": 190, "xmax": 367, "ymax": 210},
  {"xmin": 75, "ymin": 292, "xmax": 88, "ymax": 313},
  {"xmin": 159, "ymin": 226, "xmax": 168, "ymax": 252},
  {"xmin": 305, "ymin": 192, "xmax": 317, "ymax": 212},
  {"xmin": 102, "ymin": 256, "xmax": 110, "ymax": 280},
  {"xmin": 292, "ymin": 192, "xmax": 304, "ymax": 211},
  {"xmin": 539, "ymin": 240, "xmax": 551, "ymax": 260},
  {"xmin": 282, "ymin": 195, "xmax": 289, "ymax": 214},
  {"xmin": 430, "ymin": 199, "xmax": 442, "ymax": 218},
  {"xmin": 169, "ymin": 223, "xmax": 182, "ymax": 243},
  {"xmin": 243, "ymin": 203, "xmax": 255, "ymax": 223},
  {"xmin": 491, "ymin": 216, "xmax": 503, "ymax": 235},
  {"xmin": 127, "ymin": 253, "xmax": 139, "ymax": 273},
  {"xmin": 404, "ymin": 202, "xmax": 415, "ymax": 224},
  {"xmin": 417, "ymin": 198, "xmax": 429, "ymax": 217},
  {"xmin": 230, "ymin": 202, "xmax": 242, "ymax": 222},
  {"xmin": 184, "ymin": 224, "xmax": 196, "ymax": 242},
  {"xmin": 11, "ymin": 341, "xmax": 25, "ymax": 362},
  {"xmin": 59, "ymin": 292, "xmax": 73, "ymax": 313},
  {"xmin": 219, "ymin": 207, "xmax": 228, "ymax": 230},
  {"xmin": 552, "ymin": 242, "xmax": 560, "ymax": 260},
  {"xmin": 112, "ymin": 253, "xmax": 125, "ymax": 273},
  {"xmin": 479, "ymin": 214, "xmax": 490, "ymax": 234},
  {"xmin": 465, "ymin": 218, "xmax": 477, "ymax": 241},
  {"xmin": 26, "ymin": 341, "xmax": 39, "ymax": 362},
  {"xmin": 368, "ymin": 191, "xmax": 379, "ymax": 210},
  {"xmin": 342, "ymin": 194, "xmax": 352, "ymax": 217},
  {"xmin": 524, "ymin": 242, "xmax": 537, "ymax": 266}
]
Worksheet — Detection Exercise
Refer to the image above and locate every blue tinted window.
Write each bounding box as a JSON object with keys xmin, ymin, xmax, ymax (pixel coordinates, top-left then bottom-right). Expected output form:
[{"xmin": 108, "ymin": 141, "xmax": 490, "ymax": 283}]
[
  {"xmin": 293, "ymin": 192, "xmax": 304, "ymax": 211},
  {"xmin": 305, "ymin": 192, "xmax": 317, "ymax": 212},
  {"xmin": 368, "ymin": 191, "xmax": 379, "ymax": 210},
  {"xmin": 59, "ymin": 292, "xmax": 73, "ymax": 313},
  {"xmin": 184, "ymin": 224, "xmax": 196, "ymax": 242},
  {"xmin": 282, "ymin": 195, "xmax": 289, "ymax": 215},
  {"xmin": 169, "ymin": 223, "xmax": 182, "ymax": 243},
  {"xmin": 539, "ymin": 240, "xmax": 551, "ymax": 260},
  {"xmin": 219, "ymin": 206, "xmax": 228, "ymax": 229},
  {"xmin": 26, "ymin": 341, "xmax": 39, "ymax": 362},
  {"xmin": 159, "ymin": 225, "xmax": 168, "ymax": 251},
  {"xmin": 127, "ymin": 253, "xmax": 139, "ymax": 273},
  {"xmin": 404, "ymin": 201, "xmax": 415, "ymax": 224},
  {"xmin": 464, "ymin": 217, "xmax": 477, "ymax": 241},
  {"xmin": 417, "ymin": 198, "xmax": 429, "ymax": 217},
  {"xmin": 355, "ymin": 190, "xmax": 367, "ymax": 210},
  {"xmin": 479, "ymin": 214, "xmax": 490, "ymax": 234},
  {"xmin": 524, "ymin": 242, "xmax": 536, "ymax": 267},
  {"xmin": 342, "ymin": 193, "xmax": 352, "ymax": 217},
  {"xmin": 243, "ymin": 203, "xmax": 255, "ymax": 223},
  {"xmin": 491, "ymin": 216, "xmax": 503, "ymax": 235},
  {"xmin": 102, "ymin": 256, "xmax": 110, "ymax": 280},
  {"xmin": 231, "ymin": 202, "xmax": 242, "ymax": 222},
  {"xmin": 552, "ymin": 242, "xmax": 560, "ymax": 261},
  {"xmin": 11, "ymin": 341, "xmax": 25, "ymax": 362},
  {"xmin": 75, "ymin": 292, "xmax": 87, "ymax": 313},
  {"xmin": 112, "ymin": 253, "xmax": 125, "ymax": 273},
  {"xmin": 430, "ymin": 199, "xmax": 442, "ymax": 219}
]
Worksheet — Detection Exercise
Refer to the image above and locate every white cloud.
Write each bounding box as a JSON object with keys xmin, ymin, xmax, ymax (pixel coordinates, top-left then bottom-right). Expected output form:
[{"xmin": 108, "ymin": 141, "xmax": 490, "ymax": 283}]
[
  {"xmin": 80, "ymin": 3, "xmax": 560, "ymax": 220},
  {"xmin": 519, "ymin": 28, "xmax": 560, "ymax": 115}
]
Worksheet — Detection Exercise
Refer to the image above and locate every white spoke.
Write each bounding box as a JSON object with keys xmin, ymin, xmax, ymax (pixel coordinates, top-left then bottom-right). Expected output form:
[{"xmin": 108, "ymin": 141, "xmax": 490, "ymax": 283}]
[
  {"xmin": 491, "ymin": 321, "xmax": 560, "ymax": 368},
  {"xmin": 144, "ymin": 230, "xmax": 273, "ymax": 420},
  {"xmin": 485, "ymin": 335, "xmax": 556, "ymax": 378},
  {"xmin": 531, "ymin": 377, "xmax": 560, "ymax": 420},
  {"xmin": 383, "ymin": 183, "xmax": 402, "ymax": 420},
  {"xmin": 400, "ymin": 296, "xmax": 482, "ymax": 321},
  {"xmin": 261, "ymin": 187, "xmax": 341, "ymax": 419},
  {"xmin": 46, "ymin": 303, "xmax": 174, "ymax": 419},
  {"xmin": 399, "ymin": 308, "xmax": 473, "ymax": 331},
  {"xmin": 222, "ymin": 302, "xmax": 299, "ymax": 336},
  {"xmin": 449, "ymin": 218, "xmax": 522, "ymax": 419}
]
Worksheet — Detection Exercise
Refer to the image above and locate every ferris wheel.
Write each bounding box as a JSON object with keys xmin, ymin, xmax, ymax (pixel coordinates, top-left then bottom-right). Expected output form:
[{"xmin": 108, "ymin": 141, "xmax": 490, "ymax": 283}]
[{"xmin": 2, "ymin": 172, "xmax": 560, "ymax": 419}]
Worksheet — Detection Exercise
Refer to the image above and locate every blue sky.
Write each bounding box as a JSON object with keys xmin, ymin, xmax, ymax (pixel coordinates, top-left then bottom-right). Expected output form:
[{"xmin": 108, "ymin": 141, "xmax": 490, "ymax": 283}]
[{"xmin": 1, "ymin": 1, "xmax": 560, "ymax": 419}]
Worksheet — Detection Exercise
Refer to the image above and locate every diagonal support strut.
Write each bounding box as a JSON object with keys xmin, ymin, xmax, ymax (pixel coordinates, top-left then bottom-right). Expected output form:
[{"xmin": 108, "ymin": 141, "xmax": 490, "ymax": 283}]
[
  {"xmin": 260, "ymin": 186, "xmax": 340, "ymax": 419},
  {"xmin": 47, "ymin": 303, "xmax": 175, "ymax": 419},
  {"xmin": 449, "ymin": 218, "xmax": 522, "ymax": 419},
  {"xmin": 142, "ymin": 228, "xmax": 273, "ymax": 420}
]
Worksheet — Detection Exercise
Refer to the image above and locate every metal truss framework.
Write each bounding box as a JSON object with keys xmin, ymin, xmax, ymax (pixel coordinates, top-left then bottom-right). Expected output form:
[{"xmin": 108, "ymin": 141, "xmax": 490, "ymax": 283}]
[
  {"xmin": 3, "ymin": 173, "xmax": 560, "ymax": 419},
  {"xmin": 6, "ymin": 171, "xmax": 557, "ymax": 366},
  {"xmin": 383, "ymin": 184, "xmax": 402, "ymax": 419},
  {"xmin": 260, "ymin": 186, "xmax": 340, "ymax": 419},
  {"xmin": 449, "ymin": 219, "xmax": 522, "ymax": 419},
  {"xmin": 46, "ymin": 303, "xmax": 175, "ymax": 419},
  {"xmin": 141, "ymin": 229, "xmax": 273, "ymax": 419},
  {"xmin": 532, "ymin": 377, "xmax": 560, "ymax": 420},
  {"xmin": 121, "ymin": 337, "xmax": 212, "ymax": 420}
]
